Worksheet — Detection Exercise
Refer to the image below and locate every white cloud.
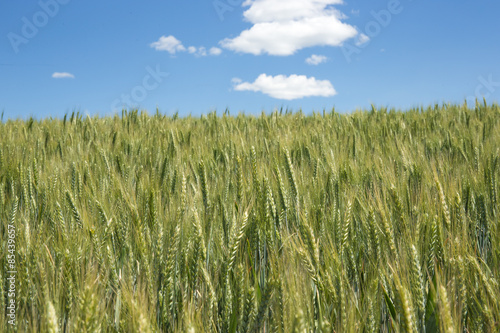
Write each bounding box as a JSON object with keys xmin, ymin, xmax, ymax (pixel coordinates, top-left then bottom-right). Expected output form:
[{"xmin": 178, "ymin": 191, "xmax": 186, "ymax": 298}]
[
  {"xmin": 189, "ymin": 46, "xmax": 207, "ymax": 57},
  {"xmin": 306, "ymin": 54, "xmax": 327, "ymax": 65},
  {"xmin": 197, "ymin": 47, "xmax": 207, "ymax": 57},
  {"xmin": 186, "ymin": 46, "xmax": 222, "ymax": 57},
  {"xmin": 150, "ymin": 35, "xmax": 186, "ymax": 54},
  {"xmin": 355, "ymin": 33, "xmax": 370, "ymax": 46},
  {"xmin": 151, "ymin": 35, "xmax": 222, "ymax": 57},
  {"xmin": 209, "ymin": 47, "xmax": 223, "ymax": 56},
  {"xmin": 233, "ymin": 73, "xmax": 336, "ymax": 100},
  {"xmin": 241, "ymin": 0, "xmax": 344, "ymax": 23},
  {"xmin": 52, "ymin": 72, "xmax": 74, "ymax": 79},
  {"xmin": 220, "ymin": 0, "xmax": 358, "ymax": 55}
]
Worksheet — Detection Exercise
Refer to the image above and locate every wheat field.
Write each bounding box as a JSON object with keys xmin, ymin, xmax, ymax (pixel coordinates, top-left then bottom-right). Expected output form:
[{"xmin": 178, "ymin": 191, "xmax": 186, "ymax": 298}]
[{"xmin": 0, "ymin": 103, "xmax": 499, "ymax": 332}]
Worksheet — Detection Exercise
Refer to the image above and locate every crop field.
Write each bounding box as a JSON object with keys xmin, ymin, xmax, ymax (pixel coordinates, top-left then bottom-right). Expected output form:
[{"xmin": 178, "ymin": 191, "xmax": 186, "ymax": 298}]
[{"xmin": 0, "ymin": 103, "xmax": 499, "ymax": 332}]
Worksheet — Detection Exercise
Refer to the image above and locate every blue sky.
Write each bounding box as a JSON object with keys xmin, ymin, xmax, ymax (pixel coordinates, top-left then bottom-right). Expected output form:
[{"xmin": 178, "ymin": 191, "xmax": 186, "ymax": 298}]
[{"xmin": 1, "ymin": 0, "xmax": 499, "ymax": 119}]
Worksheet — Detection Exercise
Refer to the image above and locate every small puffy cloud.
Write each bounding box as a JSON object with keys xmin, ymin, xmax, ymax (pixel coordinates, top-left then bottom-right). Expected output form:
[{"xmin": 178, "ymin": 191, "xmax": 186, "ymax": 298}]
[
  {"xmin": 233, "ymin": 73, "xmax": 336, "ymax": 100},
  {"xmin": 151, "ymin": 35, "xmax": 221, "ymax": 57},
  {"xmin": 187, "ymin": 46, "xmax": 221, "ymax": 57},
  {"xmin": 197, "ymin": 47, "xmax": 207, "ymax": 57},
  {"xmin": 306, "ymin": 54, "xmax": 327, "ymax": 65},
  {"xmin": 150, "ymin": 35, "xmax": 186, "ymax": 54},
  {"xmin": 189, "ymin": 46, "xmax": 206, "ymax": 57},
  {"xmin": 52, "ymin": 72, "xmax": 75, "ymax": 79},
  {"xmin": 355, "ymin": 33, "xmax": 370, "ymax": 46},
  {"xmin": 220, "ymin": 0, "xmax": 358, "ymax": 56},
  {"xmin": 209, "ymin": 47, "xmax": 222, "ymax": 56}
]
